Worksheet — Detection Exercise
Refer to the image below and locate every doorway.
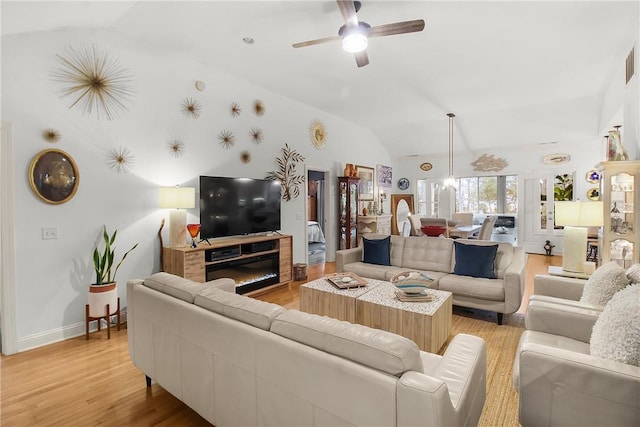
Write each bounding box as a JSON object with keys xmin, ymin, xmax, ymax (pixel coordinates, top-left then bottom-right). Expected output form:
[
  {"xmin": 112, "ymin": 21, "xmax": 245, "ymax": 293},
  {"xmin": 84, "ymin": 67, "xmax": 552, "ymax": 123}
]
[
  {"xmin": 306, "ymin": 169, "xmax": 328, "ymax": 265},
  {"xmin": 520, "ymin": 173, "xmax": 574, "ymax": 255}
]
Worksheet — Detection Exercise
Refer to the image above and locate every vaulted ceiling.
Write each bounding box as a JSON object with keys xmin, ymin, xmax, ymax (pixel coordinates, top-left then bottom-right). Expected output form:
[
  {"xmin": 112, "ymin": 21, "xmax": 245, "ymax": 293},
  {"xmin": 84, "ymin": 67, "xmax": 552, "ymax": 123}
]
[{"xmin": 3, "ymin": 1, "xmax": 638, "ymax": 157}]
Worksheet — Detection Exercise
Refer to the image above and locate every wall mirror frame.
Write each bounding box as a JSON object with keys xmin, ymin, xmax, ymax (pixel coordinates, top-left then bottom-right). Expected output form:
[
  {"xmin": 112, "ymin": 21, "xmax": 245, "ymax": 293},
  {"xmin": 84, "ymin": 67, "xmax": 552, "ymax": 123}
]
[
  {"xmin": 28, "ymin": 148, "xmax": 79, "ymax": 204},
  {"xmin": 391, "ymin": 194, "xmax": 415, "ymax": 235}
]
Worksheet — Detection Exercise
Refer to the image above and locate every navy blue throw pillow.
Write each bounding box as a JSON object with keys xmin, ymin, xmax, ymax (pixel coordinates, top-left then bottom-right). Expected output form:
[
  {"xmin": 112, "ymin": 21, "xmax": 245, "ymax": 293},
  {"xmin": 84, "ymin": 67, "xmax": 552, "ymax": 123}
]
[
  {"xmin": 363, "ymin": 236, "xmax": 391, "ymax": 266},
  {"xmin": 453, "ymin": 241, "xmax": 498, "ymax": 279}
]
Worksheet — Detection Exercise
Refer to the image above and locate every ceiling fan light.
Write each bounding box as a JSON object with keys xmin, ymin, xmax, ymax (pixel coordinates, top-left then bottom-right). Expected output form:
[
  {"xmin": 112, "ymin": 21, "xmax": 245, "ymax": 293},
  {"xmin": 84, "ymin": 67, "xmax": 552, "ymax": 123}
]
[{"xmin": 342, "ymin": 33, "xmax": 368, "ymax": 53}]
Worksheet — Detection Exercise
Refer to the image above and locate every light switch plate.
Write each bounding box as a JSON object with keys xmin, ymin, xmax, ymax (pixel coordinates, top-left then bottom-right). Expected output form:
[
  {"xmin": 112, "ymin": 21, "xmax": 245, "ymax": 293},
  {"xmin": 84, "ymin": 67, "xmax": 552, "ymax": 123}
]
[{"xmin": 42, "ymin": 227, "xmax": 58, "ymax": 240}]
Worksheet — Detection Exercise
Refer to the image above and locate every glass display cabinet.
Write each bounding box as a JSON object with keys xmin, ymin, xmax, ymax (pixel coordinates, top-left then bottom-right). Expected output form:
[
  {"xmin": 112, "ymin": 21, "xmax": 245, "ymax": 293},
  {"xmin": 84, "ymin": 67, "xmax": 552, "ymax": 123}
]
[
  {"xmin": 597, "ymin": 160, "xmax": 640, "ymax": 268},
  {"xmin": 338, "ymin": 176, "xmax": 360, "ymax": 250}
]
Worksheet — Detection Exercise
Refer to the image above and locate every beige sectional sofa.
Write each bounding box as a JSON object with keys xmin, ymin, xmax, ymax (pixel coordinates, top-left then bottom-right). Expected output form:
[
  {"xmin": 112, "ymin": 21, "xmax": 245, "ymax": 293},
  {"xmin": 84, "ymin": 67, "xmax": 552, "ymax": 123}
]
[
  {"xmin": 336, "ymin": 234, "xmax": 526, "ymax": 324},
  {"xmin": 127, "ymin": 272, "xmax": 487, "ymax": 427}
]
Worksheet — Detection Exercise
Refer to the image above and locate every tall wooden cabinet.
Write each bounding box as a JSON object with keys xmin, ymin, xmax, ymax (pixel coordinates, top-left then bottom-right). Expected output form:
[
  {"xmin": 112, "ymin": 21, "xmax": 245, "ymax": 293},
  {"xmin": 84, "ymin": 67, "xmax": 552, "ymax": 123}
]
[
  {"xmin": 338, "ymin": 176, "xmax": 360, "ymax": 249},
  {"xmin": 597, "ymin": 160, "xmax": 640, "ymax": 267}
]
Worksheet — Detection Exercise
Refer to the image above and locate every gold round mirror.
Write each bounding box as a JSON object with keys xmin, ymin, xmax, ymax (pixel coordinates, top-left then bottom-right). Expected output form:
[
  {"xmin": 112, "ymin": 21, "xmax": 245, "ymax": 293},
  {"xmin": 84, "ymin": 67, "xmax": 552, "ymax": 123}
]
[{"xmin": 28, "ymin": 148, "xmax": 79, "ymax": 204}]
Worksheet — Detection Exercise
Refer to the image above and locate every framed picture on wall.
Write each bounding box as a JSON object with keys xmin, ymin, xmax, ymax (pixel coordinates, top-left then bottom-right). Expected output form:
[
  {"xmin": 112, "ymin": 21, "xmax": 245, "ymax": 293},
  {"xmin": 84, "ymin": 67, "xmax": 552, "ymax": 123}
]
[
  {"xmin": 356, "ymin": 165, "xmax": 374, "ymax": 200},
  {"xmin": 377, "ymin": 164, "xmax": 392, "ymax": 188}
]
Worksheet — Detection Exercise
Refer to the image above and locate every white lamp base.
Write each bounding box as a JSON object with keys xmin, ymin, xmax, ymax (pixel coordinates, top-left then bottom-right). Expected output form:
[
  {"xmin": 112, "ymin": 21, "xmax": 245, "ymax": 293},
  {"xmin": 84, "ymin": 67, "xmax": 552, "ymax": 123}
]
[
  {"xmin": 169, "ymin": 209, "xmax": 187, "ymax": 247},
  {"xmin": 562, "ymin": 226, "xmax": 587, "ymax": 273}
]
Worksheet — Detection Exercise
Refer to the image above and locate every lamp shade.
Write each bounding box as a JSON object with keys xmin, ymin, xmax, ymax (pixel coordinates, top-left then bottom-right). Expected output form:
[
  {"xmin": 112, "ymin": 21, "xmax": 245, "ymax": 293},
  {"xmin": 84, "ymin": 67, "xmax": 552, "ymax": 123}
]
[
  {"xmin": 554, "ymin": 201, "xmax": 603, "ymax": 227},
  {"xmin": 159, "ymin": 187, "xmax": 195, "ymax": 209}
]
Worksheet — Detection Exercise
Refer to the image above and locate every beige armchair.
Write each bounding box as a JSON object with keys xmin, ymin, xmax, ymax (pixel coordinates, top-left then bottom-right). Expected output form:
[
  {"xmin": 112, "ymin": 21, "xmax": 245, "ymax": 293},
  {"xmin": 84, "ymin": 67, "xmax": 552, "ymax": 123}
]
[{"xmin": 513, "ymin": 274, "xmax": 640, "ymax": 427}]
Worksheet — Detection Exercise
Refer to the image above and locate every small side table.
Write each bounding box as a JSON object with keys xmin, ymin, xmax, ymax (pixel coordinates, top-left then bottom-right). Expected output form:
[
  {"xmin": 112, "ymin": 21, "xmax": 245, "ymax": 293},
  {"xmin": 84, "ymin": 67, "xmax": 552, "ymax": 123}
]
[{"xmin": 85, "ymin": 297, "xmax": 121, "ymax": 340}]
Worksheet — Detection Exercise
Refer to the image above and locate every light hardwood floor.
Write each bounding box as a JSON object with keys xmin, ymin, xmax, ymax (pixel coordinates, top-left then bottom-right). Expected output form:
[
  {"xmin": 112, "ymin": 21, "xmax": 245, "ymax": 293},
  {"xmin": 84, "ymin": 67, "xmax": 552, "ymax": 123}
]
[{"xmin": 0, "ymin": 253, "xmax": 562, "ymax": 426}]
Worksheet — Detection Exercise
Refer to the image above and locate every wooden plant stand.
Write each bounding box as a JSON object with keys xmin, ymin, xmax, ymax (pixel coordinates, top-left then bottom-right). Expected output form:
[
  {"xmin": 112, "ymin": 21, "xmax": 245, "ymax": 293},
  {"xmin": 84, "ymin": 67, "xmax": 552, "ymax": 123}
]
[{"xmin": 85, "ymin": 297, "xmax": 121, "ymax": 340}]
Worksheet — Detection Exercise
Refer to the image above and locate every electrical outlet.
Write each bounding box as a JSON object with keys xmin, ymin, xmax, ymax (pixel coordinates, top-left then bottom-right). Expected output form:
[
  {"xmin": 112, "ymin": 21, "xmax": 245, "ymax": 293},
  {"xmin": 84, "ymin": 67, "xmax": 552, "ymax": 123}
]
[{"xmin": 42, "ymin": 227, "xmax": 58, "ymax": 240}]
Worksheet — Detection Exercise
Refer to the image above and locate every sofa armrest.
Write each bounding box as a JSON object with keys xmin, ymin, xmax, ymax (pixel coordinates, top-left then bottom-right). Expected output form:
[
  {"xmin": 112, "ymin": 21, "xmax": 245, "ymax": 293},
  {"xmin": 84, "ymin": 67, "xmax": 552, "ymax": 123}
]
[
  {"xmin": 205, "ymin": 277, "xmax": 236, "ymax": 293},
  {"xmin": 396, "ymin": 334, "xmax": 487, "ymax": 427},
  {"xmin": 525, "ymin": 300, "xmax": 600, "ymax": 342},
  {"xmin": 533, "ymin": 274, "xmax": 586, "ymax": 300},
  {"xmin": 503, "ymin": 246, "xmax": 526, "ymax": 313},
  {"xmin": 335, "ymin": 247, "xmax": 363, "ymax": 272},
  {"xmin": 518, "ymin": 342, "xmax": 640, "ymax": 427}
]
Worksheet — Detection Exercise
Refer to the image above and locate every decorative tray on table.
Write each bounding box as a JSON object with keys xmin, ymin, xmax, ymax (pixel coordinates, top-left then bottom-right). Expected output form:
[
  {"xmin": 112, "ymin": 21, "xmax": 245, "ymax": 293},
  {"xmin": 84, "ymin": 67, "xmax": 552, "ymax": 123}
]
[
  {"xmin": 325, "ymin": 272, "xmax": 368, "ymax": 289},
  {"xmin": 390, "ymin": 271, "xmax": 435, "ymax": 302}
]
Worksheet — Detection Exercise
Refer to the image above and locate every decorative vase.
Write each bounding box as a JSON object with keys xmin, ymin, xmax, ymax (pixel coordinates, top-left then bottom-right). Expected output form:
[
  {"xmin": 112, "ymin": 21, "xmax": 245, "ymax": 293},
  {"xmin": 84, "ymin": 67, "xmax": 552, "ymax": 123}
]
[
  {"xmin": 362, "ymin": 207, "xmax": 368, "ymax": 216},
  {"xmin": 607, "ymin": 127, "xmax": 628, "ymax": 161},
  {"xmin": 344, "ymin": 163, "xmax": 352, "ymax": 176},
  {"xmin": 88, "ymin": 282, "xmax": 118, "ymax": 317}
]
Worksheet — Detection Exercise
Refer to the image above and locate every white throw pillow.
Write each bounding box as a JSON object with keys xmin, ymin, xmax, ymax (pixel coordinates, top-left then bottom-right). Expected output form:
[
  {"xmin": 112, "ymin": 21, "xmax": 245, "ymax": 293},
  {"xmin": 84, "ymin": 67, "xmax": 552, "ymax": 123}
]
[
  {"xmin": 590, "ymin": 284, "xmax": 640, "ymax": 366},
  {"xmin": 580, "ymin": 262, "xmax": 629, "ymax": 307},
  {"xmin": 626, "ymin": 263, "xmax": 640, "ymax": 284}
]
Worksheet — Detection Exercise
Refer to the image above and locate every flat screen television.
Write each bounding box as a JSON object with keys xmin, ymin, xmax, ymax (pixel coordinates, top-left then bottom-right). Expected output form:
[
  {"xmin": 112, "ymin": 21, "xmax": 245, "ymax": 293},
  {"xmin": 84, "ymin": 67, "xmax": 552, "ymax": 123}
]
[{"xmin": 199, "ymin": 176, "xmax": 282, "ymax": 239}]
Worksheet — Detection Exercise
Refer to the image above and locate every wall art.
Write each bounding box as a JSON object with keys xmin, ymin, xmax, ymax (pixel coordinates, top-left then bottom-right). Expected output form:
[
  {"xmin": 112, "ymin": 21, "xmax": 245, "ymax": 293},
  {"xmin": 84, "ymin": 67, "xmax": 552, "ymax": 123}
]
[
  {"xmin": 356, "ymin": 165, "xmax": 375, "ymax": 200},
  {"xmin": 182, "ymin": 98, "xmax": 201, "ymax": 119},
  {"xmin": 168, "ymin": 137, "xmax": 185, "ymax": 157},
  {"xmin": 377, "ymin": 164, "xmax": 392, "ymax": 188},
  {"xmin": 309, "ymin": 120, "xmax": 326, "ymax": 149},
  {"xmin": 471, "ymin": 154, "xmax": 508, "ymax": 172},
  {"xmin": 240, "ymin": 151, "xmax": 251, "ymax": 163},
  {"xmin": 231, "ymin": 102, "xmax": 241, "ymax": 117},
  {"xmin": 195, "ymin": 80, "xmax": 206, "ymax": 91},
  {"xmin": 253, "ymin": 100, "xmax": 265, "ymax": 116},
  {"xmin": 587, "ymin": 187, "xmax": 600, "ymax": 201},
  {"xmin": 29, "ymin": 148, "xmax": 79, "ymax": 204},
  {"xmin": 42, "ymin": 128, "xmax": 61, "ymax": 143},
  {"xmin": 585, "ymin": 169, "xmax": 600, "ymax": 184},
  {"xmin": 542, "ymin": 153, "xmax": 571, "ymax": 165},
  {"xmin": 51, "ymin": 44, "xmax": 133, "ymax": 120},
  {"xmin": 250, "ymin": 127, "xmax": 263, "ymax": 144},
  {"xmin": 265, "ymin": 143, "xmax": 306, "ymax": 201},
  {"xmin": 218, "ymin": 130, "xmax": 235, "ymax": 149},
  {"xmin": 107, "ymin": 146, "xmax": 135, "ymax": 173},
  {"xmin": 420, "ymin": 162, "xmax": 432, "ymax": 171}
]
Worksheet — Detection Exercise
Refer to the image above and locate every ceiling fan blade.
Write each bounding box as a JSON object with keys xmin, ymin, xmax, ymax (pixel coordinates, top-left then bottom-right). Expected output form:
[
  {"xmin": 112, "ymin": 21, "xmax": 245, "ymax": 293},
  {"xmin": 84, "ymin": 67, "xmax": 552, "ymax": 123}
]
[
  {"xmin": 292, "ymin": 35, "xmax": 342, "ymax": 48},
  {"xmin": 355, "ymin": 50, "xmax": 369, "ymax": 68},
  {"xmin": 337, "ymin": 0, "xmax": 358, "ymax": 27},
  {"xmin": 368, "ymin": 19, "xmax": 425, "ymax": 38}
]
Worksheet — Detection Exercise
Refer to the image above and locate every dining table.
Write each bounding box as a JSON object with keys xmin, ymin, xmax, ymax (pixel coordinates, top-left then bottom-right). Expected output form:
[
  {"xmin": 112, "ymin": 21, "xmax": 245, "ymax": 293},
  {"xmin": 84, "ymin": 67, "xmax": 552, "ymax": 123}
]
[{"xmin": 449, "ymin": 224, "xmax": 482, "ymax": 239}]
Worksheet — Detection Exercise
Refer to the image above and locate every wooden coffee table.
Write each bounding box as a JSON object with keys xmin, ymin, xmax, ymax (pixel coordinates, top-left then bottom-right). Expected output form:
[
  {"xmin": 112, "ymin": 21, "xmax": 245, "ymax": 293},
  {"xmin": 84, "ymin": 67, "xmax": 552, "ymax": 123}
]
[{"xmin": 300, "ymin": 277, "xmax": 452, "ymax": 353}]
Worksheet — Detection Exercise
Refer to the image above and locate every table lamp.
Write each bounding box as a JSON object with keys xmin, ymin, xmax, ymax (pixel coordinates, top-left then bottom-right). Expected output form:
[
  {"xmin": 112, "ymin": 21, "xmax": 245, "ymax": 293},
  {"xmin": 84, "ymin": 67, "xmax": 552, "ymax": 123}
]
[
  {"xmin": 159, "ymin": 186, "xmax": 195, "ymax": 247},
  {"xmin": 554, "ymin": 201, "xmax": 603, "ymax": 273}
]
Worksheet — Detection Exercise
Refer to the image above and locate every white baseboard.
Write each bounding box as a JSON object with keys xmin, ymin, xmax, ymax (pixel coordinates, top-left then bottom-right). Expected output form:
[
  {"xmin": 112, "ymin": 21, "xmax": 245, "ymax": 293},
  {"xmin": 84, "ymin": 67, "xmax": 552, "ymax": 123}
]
[{"xmin": 17, "ymin": 306, "xmax": 127, "ymax": 352}]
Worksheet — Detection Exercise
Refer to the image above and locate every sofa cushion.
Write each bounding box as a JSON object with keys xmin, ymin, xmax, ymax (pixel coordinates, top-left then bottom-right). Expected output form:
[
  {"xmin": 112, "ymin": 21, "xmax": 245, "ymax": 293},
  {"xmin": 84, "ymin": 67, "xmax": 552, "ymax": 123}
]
[
  {"xmin": 453, "ymin": 241, "xmax": 498, "ymax": 279},
  {"xmin": 626, "ymin": 263, "xmax": 640, "ymax": 284},
  {"xmin": 580, "ymin": 262, "xmax": 629, "ymax": 307},
  {"xmin": 590, "ymin": 284, "xmax": 640, "ymax": 366},
  {"xmin": 363, "ymin": 236, "xmax": 391, "ymax": 266},
  {"xmin": 143, "ymin": 272, "xmax": 205, "ymax": 303},
  {"xmin": 401, "ymin": 236, "xmax": 454, "ymax": 273},
  {"xmin": 194, "ymin": 286, "xmax": 285, "ymax": 330},
  {"xmin": 438, "ymin": 275, "xmax": 505, "ymax": 301},
  {"xmin": 271, "ymin": 310, "xmax": 423, "ymax": 377},
  {"xmin": 453, "ymin": 239, "xmax": 514, "ymax": 279}
]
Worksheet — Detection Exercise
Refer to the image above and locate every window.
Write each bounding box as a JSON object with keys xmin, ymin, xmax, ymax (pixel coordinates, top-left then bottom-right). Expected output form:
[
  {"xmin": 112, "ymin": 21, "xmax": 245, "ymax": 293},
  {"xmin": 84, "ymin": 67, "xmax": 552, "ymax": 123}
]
[{"xmin": 417, "ymin": 175, "xmax": 517, "ymax": 215}]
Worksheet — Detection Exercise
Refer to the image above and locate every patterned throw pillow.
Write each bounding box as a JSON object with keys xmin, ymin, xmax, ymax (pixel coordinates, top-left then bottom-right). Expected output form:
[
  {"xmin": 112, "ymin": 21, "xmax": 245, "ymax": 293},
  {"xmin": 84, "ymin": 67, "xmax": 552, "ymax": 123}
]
[
  {"xmin": 579, "ymin": 262, "xmax": 629, "ymax": 307},
  {"xmin": 590, "ymin": 284, "xmax": 640, "ymax": 366}
]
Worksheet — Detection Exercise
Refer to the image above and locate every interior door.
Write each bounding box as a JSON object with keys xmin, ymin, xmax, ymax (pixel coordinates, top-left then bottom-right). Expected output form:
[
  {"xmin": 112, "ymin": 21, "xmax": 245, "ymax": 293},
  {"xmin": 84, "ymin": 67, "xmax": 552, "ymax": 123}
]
[{"xmin": 520, "ymin": 175, "xmax": 567, "ymax": 255}]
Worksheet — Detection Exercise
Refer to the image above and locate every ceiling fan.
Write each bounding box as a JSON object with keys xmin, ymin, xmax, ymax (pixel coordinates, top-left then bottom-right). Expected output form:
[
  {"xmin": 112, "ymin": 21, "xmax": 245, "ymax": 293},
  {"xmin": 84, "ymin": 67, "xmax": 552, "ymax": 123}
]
[{"xmin": 292, "ymin": 0, "xmax": 425, "ymax": 68}]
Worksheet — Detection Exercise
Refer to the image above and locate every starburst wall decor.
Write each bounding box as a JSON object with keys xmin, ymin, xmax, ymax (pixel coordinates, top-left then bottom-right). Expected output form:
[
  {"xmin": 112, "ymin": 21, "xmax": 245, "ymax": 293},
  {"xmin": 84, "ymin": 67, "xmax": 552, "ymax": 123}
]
[
  {"xmin": 231, "ymin": 102, "xmax": 241, "ymax": 117},
  {"xmin": 182, "ymin": 98, "xmax": 201, "ymax": 119},
  {"xmin": 250, "ymin": 127, "xmax": 264, "ymax": 144},
  {"xmin": 42, "ymin": 128, "xmax": 61, "ymax": 143},
  {"xmin": 51, "ymin": 44, "xmax": 134, "ymax": 120},
  {"xmin": 168, "ymin": 138, "xmax": 185, "ymax": 157},
  {"xmin": 218, "ymin": 130, "xmax": 235, "ymax": 149},
  {"xmin": 253, "ymin": 100, "xmax": 265, "ymax": 116},
  {"xmin": 107, "ymin": 146, "xmax": 135, "ymax": 173}
]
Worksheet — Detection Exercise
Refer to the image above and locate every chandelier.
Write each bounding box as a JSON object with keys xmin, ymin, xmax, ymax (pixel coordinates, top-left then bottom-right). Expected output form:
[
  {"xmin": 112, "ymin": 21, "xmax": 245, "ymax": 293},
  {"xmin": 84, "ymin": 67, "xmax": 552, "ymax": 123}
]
[{"xmin": 443, "ymin": 113, "xmax": 456, "ymax": 188}]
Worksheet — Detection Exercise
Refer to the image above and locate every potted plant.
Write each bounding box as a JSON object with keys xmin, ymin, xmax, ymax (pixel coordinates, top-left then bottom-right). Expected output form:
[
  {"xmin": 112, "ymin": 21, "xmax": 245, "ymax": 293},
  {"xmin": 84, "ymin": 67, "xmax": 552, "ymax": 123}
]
[{"xmin": 88, "ymin": 226, "xmax": 138, "ymax": 318}]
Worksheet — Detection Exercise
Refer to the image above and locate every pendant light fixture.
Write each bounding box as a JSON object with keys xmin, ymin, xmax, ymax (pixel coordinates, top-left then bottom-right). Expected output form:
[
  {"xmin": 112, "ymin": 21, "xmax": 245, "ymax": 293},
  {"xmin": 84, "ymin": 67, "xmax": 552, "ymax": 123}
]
[{"xmin": 443, "ymin": 113, "xmax": 456, "ymax": 188}]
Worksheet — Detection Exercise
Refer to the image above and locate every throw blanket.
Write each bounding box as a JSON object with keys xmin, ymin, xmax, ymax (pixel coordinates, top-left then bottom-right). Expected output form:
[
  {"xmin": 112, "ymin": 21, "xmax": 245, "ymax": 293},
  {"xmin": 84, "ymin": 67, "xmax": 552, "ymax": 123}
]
[{"xmin": 307, "ymin": 221, "xmax": 325, "ymax": 243}]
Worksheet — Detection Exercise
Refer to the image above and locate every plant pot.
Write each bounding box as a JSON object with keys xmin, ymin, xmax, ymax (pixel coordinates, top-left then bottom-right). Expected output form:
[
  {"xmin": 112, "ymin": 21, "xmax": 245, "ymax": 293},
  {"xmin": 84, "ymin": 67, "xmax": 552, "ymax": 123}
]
[{"xmin": 88, "ymin": 282, "xmax": 118, "ymax": 317}]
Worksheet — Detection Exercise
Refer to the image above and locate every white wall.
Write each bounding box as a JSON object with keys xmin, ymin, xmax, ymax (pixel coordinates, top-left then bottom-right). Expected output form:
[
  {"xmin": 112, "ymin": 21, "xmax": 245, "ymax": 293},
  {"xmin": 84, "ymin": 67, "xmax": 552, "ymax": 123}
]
[{"xmin": 2, "ymin": 29, "xmax": 395, "ymax": 351}]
